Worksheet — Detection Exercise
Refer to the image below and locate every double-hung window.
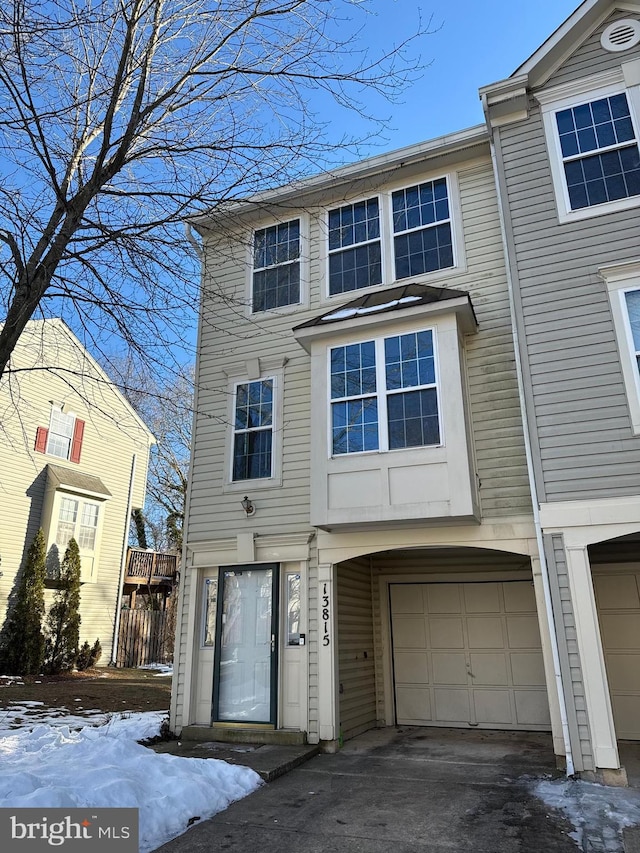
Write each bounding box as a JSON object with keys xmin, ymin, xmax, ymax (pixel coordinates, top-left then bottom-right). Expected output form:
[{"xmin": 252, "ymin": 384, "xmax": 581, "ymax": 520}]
[
  {"xmin": 232, "ymin": 378, "xmax": 274, "ymax": 480},
  {"xmin": 55, "ymin": 497, "xmax": 100, "ymax": 553},
  {"xmin": 328, "ymin": 198, "xmax": 382, "ymax": 295},
  {"xmin": 330, "ymin": 329, "xmax": 440, "ymax": 455},
  {"xmin": 624, "ymin": 289, "xmax": 640, "ymax": 374},
  {"xmin": 35, "ymin": 406, "xmax": 85, "ymax": 463},
  {"xmin": 252, "ymin": 220, "xmax": 300, "ymax": 312},
  {"xmin": 555, "ymin": 92, "xmax": 640, "ymax": 210},
  {"xmin": 392, "ymin": 178, "xmax": 454, "ymax": 280}
]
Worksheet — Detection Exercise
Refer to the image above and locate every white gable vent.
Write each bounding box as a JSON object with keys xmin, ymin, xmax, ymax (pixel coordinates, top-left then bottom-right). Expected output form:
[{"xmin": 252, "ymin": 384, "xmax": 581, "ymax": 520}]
[{"xmin": 601, "ymin": 19, "xmax": 640, "ymax": 52}]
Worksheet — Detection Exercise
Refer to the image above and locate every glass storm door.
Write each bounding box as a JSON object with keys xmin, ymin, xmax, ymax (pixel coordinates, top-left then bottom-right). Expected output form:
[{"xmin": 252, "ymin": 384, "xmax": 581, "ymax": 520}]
[{"xmin": 212, "ymin": 564, "xmax": 278, "ymax": 724}]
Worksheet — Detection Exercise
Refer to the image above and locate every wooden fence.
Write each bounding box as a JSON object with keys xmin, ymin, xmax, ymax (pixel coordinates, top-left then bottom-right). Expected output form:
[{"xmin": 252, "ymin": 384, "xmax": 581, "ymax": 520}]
[{"xmin": 116, "ymin": 609, "xmax": 173, "ymax": 668}]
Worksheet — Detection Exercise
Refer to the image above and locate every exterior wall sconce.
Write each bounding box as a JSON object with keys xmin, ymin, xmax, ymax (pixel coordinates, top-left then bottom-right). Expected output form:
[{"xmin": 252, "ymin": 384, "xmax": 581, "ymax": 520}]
[{"xmin": 241, "ymin": 496, "xmax": 255, "ymax": 517}]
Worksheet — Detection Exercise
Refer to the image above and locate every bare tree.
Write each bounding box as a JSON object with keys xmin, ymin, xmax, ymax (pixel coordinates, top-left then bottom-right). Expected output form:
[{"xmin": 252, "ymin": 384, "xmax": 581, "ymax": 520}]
[
  {"xmin": 0, "ymin": 0, "xmax": 427, "ymax": 381},
  {"xmin": 124, "ymin": 362, "xmax": 194, "ymax": 551}
]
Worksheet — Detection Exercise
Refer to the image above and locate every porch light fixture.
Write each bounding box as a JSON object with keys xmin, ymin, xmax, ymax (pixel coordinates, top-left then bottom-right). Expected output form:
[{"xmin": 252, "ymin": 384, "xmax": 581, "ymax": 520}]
[{"xmin": 241, "ymin": 496, "xmax": 255, "ymax": 516}]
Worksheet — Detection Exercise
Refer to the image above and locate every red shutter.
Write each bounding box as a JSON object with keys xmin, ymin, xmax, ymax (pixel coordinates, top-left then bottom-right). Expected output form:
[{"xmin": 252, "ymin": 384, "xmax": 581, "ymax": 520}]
[
  {"xmin": 34, "ymin": 426, "xmax": 49, "ymax": 453},
  {"xmin": 70, "ymin": 419, "xmax": 85, "ymax": 463}
]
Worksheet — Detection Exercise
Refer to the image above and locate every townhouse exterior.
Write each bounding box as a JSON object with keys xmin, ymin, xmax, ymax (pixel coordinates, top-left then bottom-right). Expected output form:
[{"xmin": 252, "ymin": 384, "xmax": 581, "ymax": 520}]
[
  {"xmin": 171, "ymin": 0, "xmax": 640, "ymax": 781},
  {"xmin": 481, "ymin": 0, "xmax": 640, "ymax": 778},
  {"xmin": 0, "ymin": 319, "xmax": 154, "ymax": 666}
]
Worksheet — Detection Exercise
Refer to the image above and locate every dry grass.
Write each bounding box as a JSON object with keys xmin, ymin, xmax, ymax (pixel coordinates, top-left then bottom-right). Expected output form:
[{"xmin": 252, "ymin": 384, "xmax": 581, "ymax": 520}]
[{"xmin": 0, "ymin": 667, "xmax": 171, "ymax": 716}]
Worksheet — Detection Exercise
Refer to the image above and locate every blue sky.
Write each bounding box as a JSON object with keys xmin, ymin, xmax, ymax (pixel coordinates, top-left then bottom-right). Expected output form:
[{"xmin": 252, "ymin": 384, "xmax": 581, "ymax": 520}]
[{"xmin": 334, "ymin": 0, "xmax": 581, "ymax": 154}]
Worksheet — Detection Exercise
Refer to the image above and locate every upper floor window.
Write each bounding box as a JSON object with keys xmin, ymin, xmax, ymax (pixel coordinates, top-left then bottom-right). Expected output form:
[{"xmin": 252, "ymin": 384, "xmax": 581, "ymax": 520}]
[
  {"xmin": 392, "ymin": 178, "xmax": 454, "ymax": 280},
  {"xmin": 328, "ymin": 198, "xmax": 382, "ymax": 295},
  {"xmin": 252, "ymin": 220, "xmax": 300, "ymax": 312},
  {"xmin": 556, "ymin": 93, "xmax": 640, "ymax": 210},
  {"xmin": 34, "ymin": 407, "xmax": 85, "ymax": 463},
  {"xmin": 232, "ymin": 378, "xmax": 274, "ymax": 480},
  {"xmin": 330, "ymin": 329, "xmax": 440, "ymax": 455}
]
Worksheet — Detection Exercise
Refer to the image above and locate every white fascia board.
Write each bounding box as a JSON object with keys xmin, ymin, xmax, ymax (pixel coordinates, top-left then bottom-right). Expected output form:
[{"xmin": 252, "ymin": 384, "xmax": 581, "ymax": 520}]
[{"xmin": 190, "ymin": 126, "xmax": 489, "ymax": 231}]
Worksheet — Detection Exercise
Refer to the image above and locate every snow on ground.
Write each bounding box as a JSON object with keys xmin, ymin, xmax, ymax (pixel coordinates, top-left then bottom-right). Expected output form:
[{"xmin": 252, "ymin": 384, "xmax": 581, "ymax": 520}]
[
  {"xmin": 535, "ymin": 778, "xmax": 640, "ymax": 848},
  {"xmin": 0, "ymin": 671, "xmax": 262, "ymax": 852}
]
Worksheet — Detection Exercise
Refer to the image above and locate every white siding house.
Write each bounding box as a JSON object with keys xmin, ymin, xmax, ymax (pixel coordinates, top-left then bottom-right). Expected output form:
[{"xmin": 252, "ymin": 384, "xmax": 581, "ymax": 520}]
[{"xmin": 0, "ymin": 320, "xmax": 154, "ymax": 666}]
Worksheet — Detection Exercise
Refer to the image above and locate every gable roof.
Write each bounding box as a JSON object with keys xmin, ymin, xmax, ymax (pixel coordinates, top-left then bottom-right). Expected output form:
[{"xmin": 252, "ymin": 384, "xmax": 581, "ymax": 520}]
[{"xmin": 484, "ymin": 1, "xmax": 640, "ymax": 94}]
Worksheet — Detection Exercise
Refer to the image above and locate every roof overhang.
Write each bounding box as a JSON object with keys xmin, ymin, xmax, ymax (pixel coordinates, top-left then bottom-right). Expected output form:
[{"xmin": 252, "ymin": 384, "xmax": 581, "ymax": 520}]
[
  {"xmin": 46, "ymin": 464, "xmax": 112, "ymax": 501},
  {"xmin": 293, "ymin": 284, "xmax": 478, "ymax": 353}
]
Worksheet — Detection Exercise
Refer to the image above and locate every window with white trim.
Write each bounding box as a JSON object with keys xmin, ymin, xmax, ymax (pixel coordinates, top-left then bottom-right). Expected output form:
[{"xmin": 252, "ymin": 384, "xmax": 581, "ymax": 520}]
[
  {"xmin": 232, "ymin": 378, "xmax": 274, "ymax": 480},
  {"xmin": 34, "ymin": 406, "xmax": 85, "ymax": 463},
  {"xmin": 252, "ymin": 220, "xmax": 300, "ymax": 312},
  {"xmin": 328, "ymin": 198, "xmax": 382, "ymax": 295},
  {"xmin": 555, "ymin": 92, "xmax": 640, "ymax": 210},
  {"xmin": 329, "ymin": 329, "xmax": 440, "ymax": 455},
  {"xmin": 392, "ymin": 178, "xmax": 454, "ymax": 279},
  {"xmin": 55, "ymin": 496, "xmax": 100, "ymax": 553},
  {"xmin": 624, "ymin": 289, "xmax": 640, "ymax": 373}
]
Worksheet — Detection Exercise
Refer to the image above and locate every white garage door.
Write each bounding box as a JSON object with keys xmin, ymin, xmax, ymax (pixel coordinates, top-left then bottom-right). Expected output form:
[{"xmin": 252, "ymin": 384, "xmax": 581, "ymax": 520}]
[
  {"xmin": 593, "ymin": 571, "xmax": 640, "ymax": 741},
  {"xmin": 390, "ymin": 581, "xmax": 551, "ymax": 730}
]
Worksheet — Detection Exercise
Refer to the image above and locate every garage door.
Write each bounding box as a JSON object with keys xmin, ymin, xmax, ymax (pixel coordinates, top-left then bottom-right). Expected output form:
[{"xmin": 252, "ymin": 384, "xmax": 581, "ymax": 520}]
[
  {"xmin": 593, "ymin": 571, "xmax": 640, "ymax": 740},
  {"xmin": 390, "ymin": 581, "xmax": 551, "ymax": 730}
]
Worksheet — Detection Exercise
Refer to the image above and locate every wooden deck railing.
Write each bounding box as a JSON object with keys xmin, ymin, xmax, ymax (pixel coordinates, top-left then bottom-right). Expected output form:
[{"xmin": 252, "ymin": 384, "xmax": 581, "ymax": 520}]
[{"xmin": 124, "ymin": 548, "xmax": 178, "ymax": 585}]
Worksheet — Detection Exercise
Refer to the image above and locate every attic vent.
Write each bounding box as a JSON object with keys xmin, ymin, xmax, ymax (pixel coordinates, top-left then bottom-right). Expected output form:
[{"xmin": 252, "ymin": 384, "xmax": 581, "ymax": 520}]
[{"xmin": 601, "ymin": 19, "xmax": 640, "ymax": 52}]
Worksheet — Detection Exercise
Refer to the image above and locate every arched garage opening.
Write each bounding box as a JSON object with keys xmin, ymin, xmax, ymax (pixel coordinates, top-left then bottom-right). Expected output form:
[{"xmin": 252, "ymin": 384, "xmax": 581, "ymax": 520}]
[{"xmin": 336, "ymin": 546, "xmax": 553, "ymax": 743}]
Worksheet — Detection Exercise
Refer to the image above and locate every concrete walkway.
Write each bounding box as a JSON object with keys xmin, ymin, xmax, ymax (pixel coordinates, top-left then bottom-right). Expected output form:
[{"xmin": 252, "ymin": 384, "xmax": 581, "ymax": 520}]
[{"xmin": 154, "ymin": 727, "xmax": 591, "ymax": 853}]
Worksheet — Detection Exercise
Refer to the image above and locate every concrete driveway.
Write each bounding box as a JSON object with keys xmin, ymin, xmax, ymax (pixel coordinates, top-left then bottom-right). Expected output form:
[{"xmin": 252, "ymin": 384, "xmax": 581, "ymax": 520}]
[{"xmin": 155, "ymin": 726, "xmax": 605, "ymax": 853}]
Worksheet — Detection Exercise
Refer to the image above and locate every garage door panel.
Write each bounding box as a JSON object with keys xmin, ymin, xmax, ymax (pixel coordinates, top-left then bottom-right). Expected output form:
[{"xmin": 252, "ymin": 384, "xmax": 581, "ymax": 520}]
[
  {"xmin": 434, "ymin": 688, "xmax": 471, "ymax": 723},
  {"xmin": 515, "ymin": 690, "xmax": 551, "ymax": 726},
  {"xmin": 506, "ymin": 616, "xmax": 542, "ymax": 649},
  {"xmin": 396, "ymin": 687, "xmax": 432, "ymax": 724},
  {"xmin": 393, "ymin": 616, "xmax": 426, "ymax": 649},
  {"xmin": 390, "ymin": 581, "xmax": 550, "ymax": 732},
  {"xmin": 391, "ymin": 584, "xmax": 426, "ymax": 614},
  {"xmin": 430, "ymin": 617, "xmax": 464, "ymax": 649},
  {"xmin": 595, "ymin": 571, "xmax": 640, "ymax": 740},
  {"xmin": 426, "ymin": 584, "xmax": 462, "ymax": 614},
  {"xmin": 467, "ymin": 617, "xmax": 503, "ymax": 649},
  {"xmin": 464, "ymin": 583, "xmax": 500, "ymax": 613},
  {"xmin": 469, "ymin": 653, "xmax": 508, "ymax": 686},
  {"xmin": 473, "ymin": 689, "xmax": 512, "ymax": 724},
  {"xmin": 432, "ymin": 653, "xmax": 467, "ymax": 685},
  {"xmin": 594, "ymin": 574, "xmax": 640, "ymax": 610},
  {"xmin": 510, "ymin": 652, "xmax": 546, "ymax": 687},
  {"xmin": 395, "ymin": 651, "xmax": 429, "ymax": 685},
  {"xmin": 504, "ymin": 581, "xmax": 537, "ymax": 612},
  {"xmin": 600, "ymin": 614, "xmax": 640, "ymax": 650}
]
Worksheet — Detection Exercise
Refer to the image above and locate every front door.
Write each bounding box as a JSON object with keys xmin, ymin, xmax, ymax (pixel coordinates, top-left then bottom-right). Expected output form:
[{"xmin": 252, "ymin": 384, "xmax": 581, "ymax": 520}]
[{"xmin": 212, "ymin": 564, "xmax": 279, "ymax": 724}]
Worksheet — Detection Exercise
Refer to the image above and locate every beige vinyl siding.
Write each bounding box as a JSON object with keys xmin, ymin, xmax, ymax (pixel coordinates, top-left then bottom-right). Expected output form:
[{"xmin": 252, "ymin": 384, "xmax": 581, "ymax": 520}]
[
  {"xmin": 337, "ymin": 557, "xmax": 376, "ymax": 740},
  {"xmin": 187, "ymin": 155, "xmax": 532, "ymax": 549},
  {"xmin": 546, "ymin": 534, "xmax": 594, "ymax": 771},
  {"xmin": 170, "ymin": 560, "xmax": 193, "ymax": 730},
  {"xmin": 545, "ymin": 10, "xmax": 640, "ymax": 90},
  {"xmin": 497, "ymin": 96, "xmax": 640, "ymax": 502},
  {"xmin": 0, "ymin": 321, "xmax": 152, "ymax": 665}
]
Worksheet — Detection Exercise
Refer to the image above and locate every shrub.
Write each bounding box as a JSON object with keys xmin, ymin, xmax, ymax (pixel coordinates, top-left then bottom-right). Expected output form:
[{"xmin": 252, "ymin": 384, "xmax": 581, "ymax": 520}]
[{"xmin": 45, "ymin": 538, "xmax": 82, "ymax": 673}]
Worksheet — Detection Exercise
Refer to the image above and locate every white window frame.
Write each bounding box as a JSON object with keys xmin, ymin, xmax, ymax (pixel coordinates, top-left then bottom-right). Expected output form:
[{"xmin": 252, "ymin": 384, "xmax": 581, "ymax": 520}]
[
  {"xmin": 539, "ymin": 65, "xmax": 640, "ymax": 224},
  {"xmin": 46, "ymin": 407, "xmax": 76, "ymax": 460},
  {"xmin": 386, "ymin": 172, "xmax": 465, "ymax": 284},
  {"xmin": 600, "ymin": 260, "xmax": 640, "ymax": 434},
  {"xmin": 222, "ymin": 358, "xmax": 285, "ymax": 492},
  {"xmin": 325, "ymin": 194, "xmax": 384, "ymax": 298},
  {"xmin": 249, "ymin": 216, "xmax": 308, "ymax": 314},
  {"xmin": 55, "ymin": 495, "xmax": 101, "ymax": 553},
  {"xmin": 327, "ymin": 326, "xmax": 443, "ymax": 457},
  {"xmin": 230, "ymin": 376, "xmax": 276, "ymax": 482}
]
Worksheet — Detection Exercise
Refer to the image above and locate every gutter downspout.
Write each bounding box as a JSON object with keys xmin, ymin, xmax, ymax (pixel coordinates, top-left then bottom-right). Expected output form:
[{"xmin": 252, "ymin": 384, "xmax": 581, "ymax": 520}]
[
  {"xmin": 483, "ymin": 95, "xmax": 574, "ymax": 776},
  {"xmin": 111, "ymin": 453, "xmax": 137, "ymax": 666}
]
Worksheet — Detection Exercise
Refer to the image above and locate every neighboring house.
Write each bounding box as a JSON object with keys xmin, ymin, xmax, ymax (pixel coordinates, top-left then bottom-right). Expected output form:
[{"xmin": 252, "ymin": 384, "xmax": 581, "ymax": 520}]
[
  {"xmin": 171, "ymin": 0, "xmax": 640, "ymax": 783},
  {"xmin": 482, "ymin": 0, "xmax": 640, "ymax": 781},
  {"xmin": 0, "ymin": 319, "xmax": 154, "ymax": 666}
]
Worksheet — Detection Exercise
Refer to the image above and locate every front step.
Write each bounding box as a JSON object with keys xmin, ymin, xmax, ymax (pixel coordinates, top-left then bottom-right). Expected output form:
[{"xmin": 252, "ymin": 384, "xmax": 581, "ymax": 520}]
[{"xmin": 181, "ymin": 725, "xmax": 307, "ymax": 746}]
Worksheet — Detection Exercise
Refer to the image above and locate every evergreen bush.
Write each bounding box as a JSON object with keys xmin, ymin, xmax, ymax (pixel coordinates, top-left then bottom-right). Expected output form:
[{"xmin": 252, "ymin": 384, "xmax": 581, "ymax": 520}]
[{"xmin": 45, "ymin": 538, "xmax": 82, "ymax": 673}]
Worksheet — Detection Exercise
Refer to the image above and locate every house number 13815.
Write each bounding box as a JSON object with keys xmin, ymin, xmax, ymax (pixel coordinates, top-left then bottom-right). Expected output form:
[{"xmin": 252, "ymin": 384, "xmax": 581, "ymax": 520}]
[{"xmin": 322, "ymin": 582, "xmax": 330, "ymax": 646}]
